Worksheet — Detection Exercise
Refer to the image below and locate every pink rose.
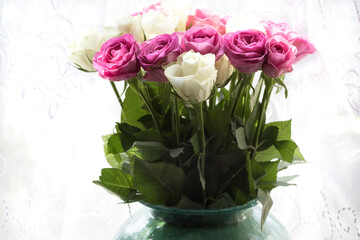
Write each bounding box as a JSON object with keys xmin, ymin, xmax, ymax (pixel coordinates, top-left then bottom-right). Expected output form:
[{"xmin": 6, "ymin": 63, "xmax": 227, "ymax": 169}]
[
  {"xmin": 181, "ymin": 26, "xmax": 224, "ymax": 60},
  {"xmin": 139, "ymin": 33, "xmax": 181, "ymax": 82},
  {"xmin": 142, "ymin": 1, "xmax": 162, "ymax": 13},
  {"xmin": 291, "ymin": 36, "xmax": 316, "ymax": 63},
  {"xmin": 131, "ymin": 1, "xmax": 162, "ymax": 16},
  {"xmin": 262, "ymin": 20, "xmax": 292, "ymax": 37},
  {"xmin": 223, "ymin": 30, "xmax": 267, "ymax": 73},
  {"xmin": 93, "ymin": 34, "xmax": 140, "ymax": 81},
  {"xmin": 262, "ymin": 35, "xmax": 297, "ymax": 78},
  {"xmin": 186, "ymin": 9, "xmax": 229, "ymax": 35},
  {"xmin": 262, "ymin": 20, "xmax": 316, "ymax": 63}
]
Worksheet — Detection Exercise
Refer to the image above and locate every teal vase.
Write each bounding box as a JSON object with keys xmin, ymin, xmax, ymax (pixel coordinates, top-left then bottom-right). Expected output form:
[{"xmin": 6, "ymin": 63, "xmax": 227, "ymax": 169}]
[{"xmin": 114, "ymin": 199, "xmax": 290, "ymax": 240}]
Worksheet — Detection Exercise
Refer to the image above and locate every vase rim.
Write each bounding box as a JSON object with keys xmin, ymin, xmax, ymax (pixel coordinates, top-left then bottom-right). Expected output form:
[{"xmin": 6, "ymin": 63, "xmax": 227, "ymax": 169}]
[{"xmin": 140, "ymin": 198, "xmax": 258, "ymax": 215}]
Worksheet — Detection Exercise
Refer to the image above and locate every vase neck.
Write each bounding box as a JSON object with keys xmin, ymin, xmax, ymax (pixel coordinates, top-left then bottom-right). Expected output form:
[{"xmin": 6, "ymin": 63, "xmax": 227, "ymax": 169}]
[{"xmin": 144, "ymin": 200, "xmax": 258, "ymax": 226}]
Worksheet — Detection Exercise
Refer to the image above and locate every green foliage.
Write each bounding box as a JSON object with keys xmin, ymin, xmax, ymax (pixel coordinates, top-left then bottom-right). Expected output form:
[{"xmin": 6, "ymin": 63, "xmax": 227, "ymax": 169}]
[
  {"xmin": 93, "ymin": 168, "xmax": 140, "ymax": 202},
  {"xmin": 245, "ymin": 102, "xmax": 261, "ymax": 144},
  {"xmin": 265, "ymin": 120, "xmax": 292, "ymax": 141},
  {"xmin": 257, "ymin": 187, "xmax": 273, "ymax": 229},
  {"xmin": 255, "ymin": 146, "xmax": 281, "ymax": 162},
  {"xmin": 205, "ymin": 109, "xmax": 231, "ymax": 154},
  {"xmin": 274, "ymin": 140, "xmax": 298, "ymax": 163},
  {"xmin": 122, "ymin": 87, "xmax": 149, "ymax": 129},
  {"xmin": 134, "ymin": 158, "xmax": 186, "ymax": 206},
  {"xmin": 94, "ymin": 73, "xmax": 305, "ymax": 228},
  {"xmin": 235, "ymin": 127, "xmax": 249, "ymax": 150},
  {"xmin": 127, "ymin": 141, "xmax": 169, "ymax": 162},
  {"xmin": 208, "ymin": 193, "xmax": 236, "ymax": 209}
]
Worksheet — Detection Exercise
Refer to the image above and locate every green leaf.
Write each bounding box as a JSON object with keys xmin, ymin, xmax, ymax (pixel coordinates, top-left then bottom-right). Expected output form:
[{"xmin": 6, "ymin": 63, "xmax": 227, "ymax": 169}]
[
  {"xmin": 104, "ymin": 134, "xmax": 123, "ymax": 154},
  {"xmin": 133, "ymin": 130, "xmax": 165, "ymax": 142},
  {"xmin": 197, "ymin": 155, "xmax": 206, "ymax": 191},
  {"xmin": 259, "ymin": 175, "xmax": 298, "ymax": 192},
  {"xmin": 277, "ymin": 160, "xmax": 304, "ymax": 171},
  {"xmin": 183, "ymin": 168, "xmax": 203, "ymax": 203},
  {"xmin": 294, "ymin": 147, "xmax": 305, "ymax": 161},
  {"xmin": 205, "ymin": 109, "xmax": 231, "ymax": 154},
  {"xmin": 102, "ymin": 134, "xmax": 112, "ymax": 143},
  {"xmin": 104, "ymin": 133, "xmax": 136, "ymax": 154},
  {"xmin": 277, "ymin": 175, "xmax": 298, "ymax": 183},
  {"xmin": 233, "ymin": 190, "xmax": 249, "ymax": 205},
  {"xmin": 175, "ymin": 195, "xmax": 203, "ymax": 209},
  {"xmin": 252, "ymin": 161, "xmax": 266, "ymax": 182},
  {"xmin": 169, "ymin": 148, "xmax": 184, "ymax": 158},
  {"xmin": 137, "ymin": 115, "xmax": 154, "ymax": 129},
  {"xmin": 215, "ymin": 164, "xmax": 245, "ymax": 197},
  {"xmin": 190, "ymin": 132, "xmax": 200, "ymax": 154},
  {"xmin": 259, "ymin": 126, "xmax": 279, "ymax": 150},
  {"xmin": 257, "ymin": 161, "xmax": 280, "ymax": 190},
  {"xmin": 265, "ymin": 120, "xmax": 291, "ymax": 141},
  {"xmin": 208, "ymin": 193, "xmax": 236, "ymax": 209},
  {"xmin": 235, "ymin": 127, "xmax": 249, "ymax": 150},
  {"xmin": 260, "ymin": 181, "xmax": 295, "ymax": 188},
  {"xmin": 105, "ymin": 152, "xmax": 132, "ymax": 173},
  {"xmin": 258, "ymin": 187, "xmax": 273, "ymax": 229},
  {"xmin": 98, "ymin": 168, "xmax": 135, "ymax": 188},
  {"xmin": 215, "ymin": 88, "xmax": 230, "ymax": 110},
  {"xmin": 255, "ymin": 145, "xmax": 281, "ymax": 162},
  {"xmin": 250, "ymin": 78, "xmax": 263, "ymax": 111},
  {"xmin": 225, "ymin": 167, "xmax": 249, "ymax": 205},
  {"xmin": 127, "ymin": 141, "xmax": 169, "ymax": 162},
  {"xmin": 116, "ymin": 122, "xmax": 141, "ymax": 135},
  {"xmin": 134, "ymin": 159, "xmax": 185, "ymax": 206},
  {"xmin": 274, "ymin": 140, "xmax": 298, "ymax": 163},
  {"xmin": 104, "ymin": 133, "xmax": 124, "ymax": 154},
  {"xmin": 273, "ymin": 75, "xmax": 288, "ymax": 98},
  {"xmin": 121, "ymin": 133, "xmax": 136, "ymax": 152},
  {"xmin": 105, "ymin": 153, "xmax": 121, "ymax": 168},
  {"xmin": 123, "ymin": 87, "xmax": 149, "ymax": 129},
  {"xmin": 208, "ymin": 143, "xmax": 246, "ymax": 166},
  {"xmin": 205, "ymin": 109, "xmax": 231, "ymax": 138},
  {"xmin": 93, "ymin": 168, "xmax": 138, "ymax": 202},
  {"xmin": 245, "ymin": 102, "xmax": 260, "ymax": 144},
  {"xmin": 259, "ymin": 161, "xmax": 279, "ymax": 183}
]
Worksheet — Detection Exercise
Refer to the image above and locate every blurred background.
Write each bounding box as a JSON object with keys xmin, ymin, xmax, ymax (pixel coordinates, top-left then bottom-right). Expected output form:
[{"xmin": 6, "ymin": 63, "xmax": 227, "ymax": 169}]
[{"xmin": 0, "ymin": 0, "xmax": 359, "ymax": 239}]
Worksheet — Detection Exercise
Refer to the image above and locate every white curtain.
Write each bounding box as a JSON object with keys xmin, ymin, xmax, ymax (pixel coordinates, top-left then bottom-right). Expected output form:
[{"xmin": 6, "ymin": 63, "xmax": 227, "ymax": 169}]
[{"xmin": 0, "ymin": 0, "xmax": 359, "ymax": 239}]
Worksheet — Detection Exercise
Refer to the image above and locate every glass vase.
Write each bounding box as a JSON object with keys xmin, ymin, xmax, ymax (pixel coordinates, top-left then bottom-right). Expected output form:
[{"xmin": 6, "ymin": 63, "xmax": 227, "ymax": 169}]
[{"xmin": 114, "ymin": 199, "xmax": 290, "ymax": 240}]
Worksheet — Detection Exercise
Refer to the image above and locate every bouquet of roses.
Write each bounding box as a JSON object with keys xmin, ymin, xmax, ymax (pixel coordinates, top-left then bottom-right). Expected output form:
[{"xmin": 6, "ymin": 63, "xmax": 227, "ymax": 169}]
[{"xmin": 69, "ymin": 1, "xmax": 315, "ymax": 226}]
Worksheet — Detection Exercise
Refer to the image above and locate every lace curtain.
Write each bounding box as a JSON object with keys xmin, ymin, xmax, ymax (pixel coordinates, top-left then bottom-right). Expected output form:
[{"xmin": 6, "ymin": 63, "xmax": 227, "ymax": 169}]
[{"xmin": 0, "ymin": 0, "xmax": 359, "ymax": 239}]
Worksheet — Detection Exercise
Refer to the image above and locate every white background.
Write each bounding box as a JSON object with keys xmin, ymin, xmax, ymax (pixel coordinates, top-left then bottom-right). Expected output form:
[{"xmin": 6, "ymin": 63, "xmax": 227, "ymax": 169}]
[{"xmin": 0, "ymin": 0, "xmax": 360, "ymax": 239}]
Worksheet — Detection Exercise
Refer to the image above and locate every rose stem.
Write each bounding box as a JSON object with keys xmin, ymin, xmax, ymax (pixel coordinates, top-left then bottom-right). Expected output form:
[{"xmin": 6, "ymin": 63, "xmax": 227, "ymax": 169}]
[
  {"xmin": 230, "ymin": 72, "xmax": 244, "ymax": 118},
  {"xmin": 253, "ymin": 75, "xmax": 274, "ymax": 150},
  {"xmin": 130, "ymin": 77, "xmax": 163, "ymax": 134},
  {"xmin": 194, "ymin": 102, "xmax": 206, "ymax": 197},
  {"xmin": 110, "ymin": 81, "xmax": 125, "ymax": 121}
]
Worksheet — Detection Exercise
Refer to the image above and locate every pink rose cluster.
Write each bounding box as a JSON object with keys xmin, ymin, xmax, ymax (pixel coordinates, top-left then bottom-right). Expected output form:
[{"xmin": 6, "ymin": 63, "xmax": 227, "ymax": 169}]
[
  {"xmin": 92, "ymin": 8, "xmax": 316, "ymax": 81},
  {"xmin": 186, "ymin": 9, "xmax": 229, "ymax": 35},
  {"xmin": 223, "ymin": 21, "xmax": 316, "ymax": 78}
]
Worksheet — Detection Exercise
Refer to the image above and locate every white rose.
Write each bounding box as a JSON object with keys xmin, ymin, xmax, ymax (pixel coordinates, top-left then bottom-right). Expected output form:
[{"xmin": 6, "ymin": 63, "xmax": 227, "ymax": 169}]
[
  {"xmin": 160, "ymin": 0, "xmax": 193, "ymax": 32},
  {"xmin": 114, "ymin": 14, "xmax": 144, "ymax": 43},
  {"xmin": 69, "ymin": 30, "xmax": 109, "ymax": 72},
  {"xmin": 164, "ymin": 50, "xmax": 217, "ymax": 103},
  {"xmin": 215, "ymin": 55, "xmax": 234, "ymax": 86},
  {"xmin": 141, "ymin": 10, "xmax": 179, "ymax": 40}
]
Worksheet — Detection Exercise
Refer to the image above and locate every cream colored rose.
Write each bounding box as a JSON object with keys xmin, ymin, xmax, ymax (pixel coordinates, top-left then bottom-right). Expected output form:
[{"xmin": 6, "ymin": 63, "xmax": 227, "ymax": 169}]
[
  {"xmin": 215, "ymin": 55, "xmax": 234, "ymax": 86},
  {"xmin": 114, "ymin": 14, "xmax": 144, "ymax": 43},
  {"xmin": 160, "ymin": 0, "xmax": 193, "ymax": 32},
  {"xmin": 141, "ymin": 10, "xmax": 179, "ymax": 40},
  {"xmin": 69, "ymin": 30, "xmax": 109, "ymax": 72},
  {"xmin": 164, "ymin": 50, "xmax": 217, "ymax": 103}
]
